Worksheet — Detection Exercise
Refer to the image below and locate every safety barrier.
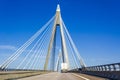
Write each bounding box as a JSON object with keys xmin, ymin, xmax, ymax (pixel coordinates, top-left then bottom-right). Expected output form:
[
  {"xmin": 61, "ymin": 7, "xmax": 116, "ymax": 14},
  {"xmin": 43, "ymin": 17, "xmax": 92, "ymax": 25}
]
[{"xmin": 82, "ymin": 63, "xmax": 120, "ymax": 79}]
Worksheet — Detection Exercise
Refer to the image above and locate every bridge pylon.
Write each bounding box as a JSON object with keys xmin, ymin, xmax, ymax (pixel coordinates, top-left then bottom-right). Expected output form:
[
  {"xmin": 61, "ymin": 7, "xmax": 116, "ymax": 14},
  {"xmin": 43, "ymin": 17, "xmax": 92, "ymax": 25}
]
[{"xmin": 44, "ymin": 4, "xmax": 70, "ymax": 71}]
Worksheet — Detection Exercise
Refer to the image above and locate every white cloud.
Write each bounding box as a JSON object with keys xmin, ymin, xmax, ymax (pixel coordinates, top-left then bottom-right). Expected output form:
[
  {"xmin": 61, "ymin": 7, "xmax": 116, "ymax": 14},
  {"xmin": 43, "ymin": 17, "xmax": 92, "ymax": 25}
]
[{"xmin": 0, "ymin": 45, "xmax": 17, "ymax": 51}]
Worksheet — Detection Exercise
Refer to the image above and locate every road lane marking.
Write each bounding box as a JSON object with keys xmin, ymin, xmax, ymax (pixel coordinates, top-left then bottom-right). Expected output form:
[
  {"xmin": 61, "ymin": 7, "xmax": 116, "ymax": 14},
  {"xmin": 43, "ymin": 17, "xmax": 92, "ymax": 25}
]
[{"xmin": 72, "ymin": 73, "xmax": 90, "ymax": 80}]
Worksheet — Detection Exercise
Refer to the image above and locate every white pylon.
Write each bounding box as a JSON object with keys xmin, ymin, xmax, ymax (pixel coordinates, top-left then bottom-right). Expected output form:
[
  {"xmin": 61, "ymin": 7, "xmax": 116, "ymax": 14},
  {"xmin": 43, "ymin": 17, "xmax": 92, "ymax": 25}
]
[{"xmin": 44, "ymin": 4, "xmax": 70, "ymax": 71}]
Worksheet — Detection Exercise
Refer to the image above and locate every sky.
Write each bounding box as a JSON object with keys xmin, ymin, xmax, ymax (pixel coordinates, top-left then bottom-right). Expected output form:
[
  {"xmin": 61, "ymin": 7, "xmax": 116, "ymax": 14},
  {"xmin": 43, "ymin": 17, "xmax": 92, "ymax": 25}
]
[{"xmin": 0, "ymin": 0, "xmax": 120, "ymax": 66}]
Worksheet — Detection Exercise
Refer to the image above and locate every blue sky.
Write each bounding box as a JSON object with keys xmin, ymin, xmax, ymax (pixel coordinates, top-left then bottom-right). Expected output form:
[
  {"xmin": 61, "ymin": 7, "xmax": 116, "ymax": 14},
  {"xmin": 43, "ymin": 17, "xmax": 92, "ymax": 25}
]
[{"xmin": 0, "ymin": 0, "xmax": 120, "ymax": 66}]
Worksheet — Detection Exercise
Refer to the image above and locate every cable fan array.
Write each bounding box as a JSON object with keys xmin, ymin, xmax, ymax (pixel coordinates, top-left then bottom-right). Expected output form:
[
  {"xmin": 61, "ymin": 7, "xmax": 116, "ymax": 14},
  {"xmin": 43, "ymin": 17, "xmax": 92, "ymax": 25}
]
[
  {"xmin": 0, "ymin": 15, "xmax": 86, "ymax": 71},
  {"xmin": 0, "ymin": 16, "xmax": 55, "ymax": 70}
]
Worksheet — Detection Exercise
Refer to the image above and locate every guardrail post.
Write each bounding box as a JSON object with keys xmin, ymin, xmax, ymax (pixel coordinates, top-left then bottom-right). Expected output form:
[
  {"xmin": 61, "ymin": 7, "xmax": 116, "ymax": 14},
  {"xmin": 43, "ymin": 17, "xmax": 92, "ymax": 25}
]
[
  {"xmin": 99, "ymin": 66, "xmax": 101, "ymax": 71},
  {"xmin": 108, "ymin": 65, "xmax": 111, "ymax": 71},
  {"xmin": 112, "ymin": 64, "xmax": 116, "ymax": 71},
  {"xmin": 95, "ymin": 66, "xmax": 98, "ymax": 71},
  {"xmin": 118, "ymin": 64, "xmax": 120, "ymax": 71},
  {"xmin": 98, "ymin": 66, "xmax": 101, "ymax": 71},
  {"xmin": 101, "ymin": 66, "xmax": 103, "ymax": 71},
  {"xmin": 105, "ymin": 65, "xmax": 107, "ymax": 71}
]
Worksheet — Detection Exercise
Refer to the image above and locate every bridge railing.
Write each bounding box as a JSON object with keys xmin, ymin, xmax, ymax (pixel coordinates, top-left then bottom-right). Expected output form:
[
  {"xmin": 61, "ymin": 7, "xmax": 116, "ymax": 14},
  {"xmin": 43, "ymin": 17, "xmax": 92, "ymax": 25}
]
[
  {"xmin": 81, "ymin": 63, "xmax": 120, "ymax": 80},
  {"xmin": 84, "ymin": 63, "xmax": 120, "ymax": 71}
]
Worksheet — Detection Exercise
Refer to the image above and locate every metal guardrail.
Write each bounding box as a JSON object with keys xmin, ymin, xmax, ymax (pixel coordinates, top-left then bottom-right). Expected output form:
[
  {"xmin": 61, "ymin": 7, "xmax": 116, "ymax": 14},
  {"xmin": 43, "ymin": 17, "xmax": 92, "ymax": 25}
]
[
  {"xmin": 81, "ymin": 63, "xmax": 120, "ymax": 80},
  {"xmin": 83, "ymin": 63, "xmax": 120, "ymax": 71}
]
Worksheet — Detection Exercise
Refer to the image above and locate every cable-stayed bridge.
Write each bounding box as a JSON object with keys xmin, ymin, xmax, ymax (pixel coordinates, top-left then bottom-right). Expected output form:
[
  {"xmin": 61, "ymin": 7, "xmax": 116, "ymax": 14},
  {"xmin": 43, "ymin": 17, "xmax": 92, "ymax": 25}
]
[
  {"xmin": 0, "ymin": 4, "xmax": 120, "ymax": 80},
  {"xmin": 0, "ymin": 4, "xmax": 85, "ymax": 71}
]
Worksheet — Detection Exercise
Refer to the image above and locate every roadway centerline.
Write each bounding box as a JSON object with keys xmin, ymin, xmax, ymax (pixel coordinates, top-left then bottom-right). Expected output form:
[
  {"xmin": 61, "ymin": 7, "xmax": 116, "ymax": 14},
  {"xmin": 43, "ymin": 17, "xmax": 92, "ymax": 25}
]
[{"xmin": 72, "ymin": 73, "xmax": 90, "ymax": 80}]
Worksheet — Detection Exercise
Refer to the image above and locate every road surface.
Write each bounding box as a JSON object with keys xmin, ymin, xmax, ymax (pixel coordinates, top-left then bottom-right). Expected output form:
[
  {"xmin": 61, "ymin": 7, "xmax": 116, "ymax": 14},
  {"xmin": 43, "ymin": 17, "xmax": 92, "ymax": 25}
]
[{"xmin": 18, "ymin": 72, "xmax": 109, "ymax": 80}]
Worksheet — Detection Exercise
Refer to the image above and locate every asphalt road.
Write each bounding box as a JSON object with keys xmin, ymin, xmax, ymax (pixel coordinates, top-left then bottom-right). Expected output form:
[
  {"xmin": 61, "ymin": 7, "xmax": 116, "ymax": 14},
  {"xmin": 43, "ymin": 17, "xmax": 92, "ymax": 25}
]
[{"xmin": 18, "ymin": 72, "xmax": 109, "ymax": 80}]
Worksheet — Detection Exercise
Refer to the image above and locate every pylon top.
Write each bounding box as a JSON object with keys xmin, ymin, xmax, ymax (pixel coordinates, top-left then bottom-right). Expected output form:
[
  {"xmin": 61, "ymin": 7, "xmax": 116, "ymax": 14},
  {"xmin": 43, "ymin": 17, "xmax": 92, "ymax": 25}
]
[{"xmin": 56, "ymin": 4, "xmax": 60, "ymax": 12}]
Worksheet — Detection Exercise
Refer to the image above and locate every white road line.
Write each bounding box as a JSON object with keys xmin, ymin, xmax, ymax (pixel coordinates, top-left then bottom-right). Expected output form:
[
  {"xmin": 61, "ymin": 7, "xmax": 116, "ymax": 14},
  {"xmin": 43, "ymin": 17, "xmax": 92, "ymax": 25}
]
[{"xmin": 72, "ymin": 73, "xmax": 90, "ymax": 80}]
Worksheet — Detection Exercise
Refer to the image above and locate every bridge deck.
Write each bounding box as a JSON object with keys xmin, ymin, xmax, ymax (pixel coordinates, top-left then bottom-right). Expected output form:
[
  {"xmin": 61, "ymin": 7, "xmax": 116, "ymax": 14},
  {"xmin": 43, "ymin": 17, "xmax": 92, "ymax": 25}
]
[{"xmin": 18, "ymin": 72, "xmax": 108, "ymax": 80}]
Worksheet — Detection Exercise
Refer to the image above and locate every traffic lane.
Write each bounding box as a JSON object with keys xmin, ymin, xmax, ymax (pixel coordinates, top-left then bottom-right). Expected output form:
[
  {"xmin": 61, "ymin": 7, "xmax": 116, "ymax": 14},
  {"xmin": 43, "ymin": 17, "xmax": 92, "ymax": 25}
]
[
  {"xmin": 18, "ymin": 72, "xmax": 108, "ymax": 80},
  {"xmin": 18, "ymin": 72, "xmax": 86, "ymax": 80},
  {"xmin": 58, "ymin": 73, "xmax": 108, "ymax": 80},
  {"xmin": 18, "ymin": 72, "xmax": 60, "ymax": 80},
  {"xmin": 57, "ymin": 73, "xmax": 85, "ymax": 80},
  {"xmin": 74, "ymin": 73, "xmax": 109, "ymax": 80}
]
